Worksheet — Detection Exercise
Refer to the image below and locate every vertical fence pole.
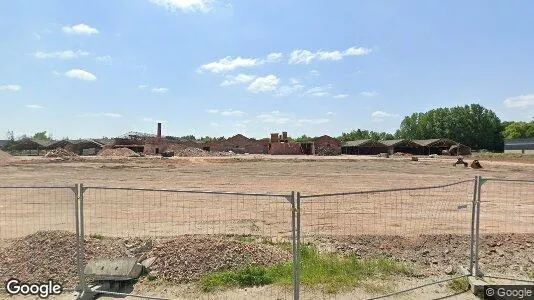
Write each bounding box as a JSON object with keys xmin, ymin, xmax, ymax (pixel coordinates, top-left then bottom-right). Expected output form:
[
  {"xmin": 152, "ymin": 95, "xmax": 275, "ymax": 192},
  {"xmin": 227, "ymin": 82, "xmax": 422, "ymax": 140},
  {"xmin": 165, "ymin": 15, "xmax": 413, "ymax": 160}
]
[
  {"xmin": 296, "ymin": 192, "xmax": 301, "ymax": 300},
  {"xmin": 73, "ymin": 184, "xmax": 84, "ymax": 293},
  {"xmin": 474, "ymin": 176, "xmax": 482, "ymax": 277},
  {"xmin": 291, "ymin": 191, "xmax": 298, "ymax": 300},
  {"xmin": 469, "ymin": 176, "xmax": 478, "ymax": 276},
  {"xmin": 79, "ymin": 183, "xmax": 87, "ymax": 292}
]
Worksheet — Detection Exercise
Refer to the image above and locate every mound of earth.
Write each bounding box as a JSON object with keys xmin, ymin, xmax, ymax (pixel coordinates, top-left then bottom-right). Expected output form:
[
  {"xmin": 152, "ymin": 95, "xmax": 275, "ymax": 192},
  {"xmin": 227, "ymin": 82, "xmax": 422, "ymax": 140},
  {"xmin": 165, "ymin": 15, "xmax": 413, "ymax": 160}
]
[
  {"xmin": 146, "ymin": 235, "xmax": 291, "ymax": 283},
  {"xmin": 0, "ymin": 231, "xmax": 127, "ymax": 288},
  {"xmin": 98, "ymin": 147, "xmax": 140, "ymax": 157},
  {"xmin": 44, "ymin": 148, "xmax": 77, "ymax": 158},
  {"xmin": 312, "ymin": 233, "xmax": 534, "ymax": 277},
  {"xmin": 0, "ymin": 149, "xmax": 14, "ymax": 164},
  {"xmin": 176, "ymin": 147, "xmax": 211, "ymax": 157}
]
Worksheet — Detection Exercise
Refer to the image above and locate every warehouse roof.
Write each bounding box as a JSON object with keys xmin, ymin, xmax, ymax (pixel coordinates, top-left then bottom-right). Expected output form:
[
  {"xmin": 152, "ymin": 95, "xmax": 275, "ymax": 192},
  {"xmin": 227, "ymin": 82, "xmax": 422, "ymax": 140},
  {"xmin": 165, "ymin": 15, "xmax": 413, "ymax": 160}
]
[{"xmin": 342, "ymin": 140, "xmax": 387, "ymax": 147}]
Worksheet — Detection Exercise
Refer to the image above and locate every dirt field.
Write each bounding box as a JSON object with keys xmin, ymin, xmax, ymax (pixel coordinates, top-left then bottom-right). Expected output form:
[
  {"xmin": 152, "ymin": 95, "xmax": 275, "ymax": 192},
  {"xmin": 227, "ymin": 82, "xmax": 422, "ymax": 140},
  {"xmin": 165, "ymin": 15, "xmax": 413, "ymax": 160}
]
[{"xmin": 0, "ymin": 155, "xmax": 533, "ymax": 299}]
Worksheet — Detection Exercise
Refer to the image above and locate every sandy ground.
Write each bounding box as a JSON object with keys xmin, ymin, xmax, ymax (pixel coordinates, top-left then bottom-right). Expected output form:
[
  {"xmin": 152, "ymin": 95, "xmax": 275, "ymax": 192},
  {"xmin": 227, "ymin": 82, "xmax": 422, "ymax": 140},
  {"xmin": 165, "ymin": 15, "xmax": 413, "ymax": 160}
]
[{"xmin": 0, "ymin": 154, "xmax": 533, "ymax": 299}]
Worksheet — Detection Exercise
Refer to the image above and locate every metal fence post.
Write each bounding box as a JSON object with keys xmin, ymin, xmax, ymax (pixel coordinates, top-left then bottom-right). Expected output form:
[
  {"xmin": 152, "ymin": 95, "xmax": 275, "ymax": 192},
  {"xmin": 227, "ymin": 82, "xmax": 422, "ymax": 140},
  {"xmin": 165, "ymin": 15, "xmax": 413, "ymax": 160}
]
[
  {"xmin": 296, "ymin": 192, "xmax": 301, "ymax": 300},
  {"xmin": 291, "ymin": 191, "xmax": 298, "ymax": 300},
  {"xmin": 474, "ymin": 176, "xmax": 482, "ymax": 277},
  {"xmin": 79, "ymin": 183, "xmax": 87, "ymax": 293},
  {"xmin": 73, "ymin": 184, "xmax": 84, "ymax": 293},
  {"xmin": 469, "ymin": 176, "xmax": 478, "ymax": 276}
]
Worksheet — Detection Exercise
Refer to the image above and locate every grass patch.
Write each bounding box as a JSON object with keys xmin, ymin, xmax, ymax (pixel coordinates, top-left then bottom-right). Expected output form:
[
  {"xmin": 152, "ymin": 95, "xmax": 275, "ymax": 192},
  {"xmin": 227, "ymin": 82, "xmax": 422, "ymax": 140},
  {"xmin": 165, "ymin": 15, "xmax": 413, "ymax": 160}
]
[
  {"xmin": 528, "ymin": 271, "xmax": 534, "ymax": 279},
  {"xmin": 89, "ymin": 233, "xmax": 104, "ymax": 240},
  {"xmin": 447, "ymin": 277, "xmax": 470, "ymax": 293},
  {"xmin": 200, "ymin": 244, "xmax": 414, "ymax": 293}
]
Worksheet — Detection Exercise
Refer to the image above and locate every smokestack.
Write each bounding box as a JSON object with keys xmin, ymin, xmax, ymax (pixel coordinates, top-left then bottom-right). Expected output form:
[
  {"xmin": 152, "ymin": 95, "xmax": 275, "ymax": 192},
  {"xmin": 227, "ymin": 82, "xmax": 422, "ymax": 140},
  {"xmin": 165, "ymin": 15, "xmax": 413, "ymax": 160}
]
[{"xmin": 157, "ymin": 122, "xmax": 162, "ymax": 138}]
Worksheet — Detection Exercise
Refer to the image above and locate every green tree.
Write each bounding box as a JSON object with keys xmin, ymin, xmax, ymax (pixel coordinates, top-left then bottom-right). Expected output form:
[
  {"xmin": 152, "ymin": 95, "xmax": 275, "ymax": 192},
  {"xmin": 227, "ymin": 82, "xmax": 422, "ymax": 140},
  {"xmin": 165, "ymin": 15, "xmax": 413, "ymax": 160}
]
[
  {"xmin": 397, "ymin": 104, "xmax": 503, "ymax": 151},
  {"xmin": 33, "ymin": 131, "xmax": 51, "ymax": 140},
  {"xmin": 339, "ymin": 129, "xmax": 395, "ymax": 141},
  {"xmin": 502, "ymin": 121, "xmax": 534, "ymax": 139}
]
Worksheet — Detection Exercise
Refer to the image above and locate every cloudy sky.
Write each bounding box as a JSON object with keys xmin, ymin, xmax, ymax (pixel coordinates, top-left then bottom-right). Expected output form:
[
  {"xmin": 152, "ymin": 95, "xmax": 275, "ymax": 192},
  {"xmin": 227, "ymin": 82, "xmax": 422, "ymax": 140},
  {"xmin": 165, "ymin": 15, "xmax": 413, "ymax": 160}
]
[{"xmin": 1, "ymin": 0, "xmax": 533, "ymax": 139}]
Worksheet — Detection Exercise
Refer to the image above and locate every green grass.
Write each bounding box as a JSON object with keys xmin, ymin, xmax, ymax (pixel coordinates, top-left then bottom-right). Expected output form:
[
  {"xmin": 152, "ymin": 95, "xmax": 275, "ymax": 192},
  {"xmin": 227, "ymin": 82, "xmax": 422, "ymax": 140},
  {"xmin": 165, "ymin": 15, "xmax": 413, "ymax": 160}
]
[
  {"xmin": 528, "ymin": 271, "xmax": 534, "ymax": 279},
  {"xmin": 200, "ymin": 244, "xmax": 414, "ymax": 293},
  {"xmin": 447, "ymin": 277, "xmax": 470, "ymax": 293},
  {"xmin": 89, "ymin": 233, "xmax": 104, "ymax": 240}
]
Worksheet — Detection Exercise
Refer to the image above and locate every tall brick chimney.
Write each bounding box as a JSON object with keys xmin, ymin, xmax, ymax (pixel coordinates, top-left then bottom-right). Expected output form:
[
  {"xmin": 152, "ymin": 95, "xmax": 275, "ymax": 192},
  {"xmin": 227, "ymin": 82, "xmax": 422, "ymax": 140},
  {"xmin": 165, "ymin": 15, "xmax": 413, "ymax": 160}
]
[{"xmin": 157, "ymin": 122, "xmax": 162, "ymax": 138}]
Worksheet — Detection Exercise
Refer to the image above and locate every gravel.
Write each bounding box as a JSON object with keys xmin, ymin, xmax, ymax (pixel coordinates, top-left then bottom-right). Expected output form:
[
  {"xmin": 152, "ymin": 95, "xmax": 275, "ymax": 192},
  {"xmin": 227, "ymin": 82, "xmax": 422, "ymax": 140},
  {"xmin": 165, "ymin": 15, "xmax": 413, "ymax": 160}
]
[
  {"xmin": 98, "ymin": 148, "xmax": 140, "ymax": 157},
  {"xmin": 44, "ymin": 148, "xmax": 77, "ymax": 158}
]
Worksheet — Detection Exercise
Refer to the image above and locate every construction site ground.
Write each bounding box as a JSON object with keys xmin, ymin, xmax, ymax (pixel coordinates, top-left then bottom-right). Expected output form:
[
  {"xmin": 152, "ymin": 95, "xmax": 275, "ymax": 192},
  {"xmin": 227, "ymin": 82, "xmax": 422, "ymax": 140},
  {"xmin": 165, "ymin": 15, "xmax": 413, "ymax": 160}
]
[{"xmin": 1, "ymin": 154, "xmax": 533, "ymax": 299}]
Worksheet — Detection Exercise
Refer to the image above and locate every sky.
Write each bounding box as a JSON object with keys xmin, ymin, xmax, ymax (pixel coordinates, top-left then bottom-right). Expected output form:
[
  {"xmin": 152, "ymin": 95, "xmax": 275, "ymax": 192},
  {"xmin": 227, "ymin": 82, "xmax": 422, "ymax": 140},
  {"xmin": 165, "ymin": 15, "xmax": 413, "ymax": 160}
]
[{"xmin": 1, "ymin": 0, "xmax": 534, "ymax": 140}]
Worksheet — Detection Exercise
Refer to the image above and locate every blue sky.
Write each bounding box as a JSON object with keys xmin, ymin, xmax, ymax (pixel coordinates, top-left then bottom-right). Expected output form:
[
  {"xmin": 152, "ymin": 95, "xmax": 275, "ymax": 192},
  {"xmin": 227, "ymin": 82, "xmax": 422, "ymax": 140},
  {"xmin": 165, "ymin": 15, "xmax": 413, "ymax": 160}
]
[{"xmin": 1, "ymin": 0, "xmax": 533, "ymax": 139}]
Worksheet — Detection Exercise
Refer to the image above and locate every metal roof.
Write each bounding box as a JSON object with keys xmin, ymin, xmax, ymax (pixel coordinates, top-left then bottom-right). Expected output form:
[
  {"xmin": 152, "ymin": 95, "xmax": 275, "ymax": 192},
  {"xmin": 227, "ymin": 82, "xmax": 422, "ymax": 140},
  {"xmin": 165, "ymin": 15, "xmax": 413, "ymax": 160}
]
[
  {"xmin": 342, "ymin": 140, "xmax": 387, "ymax": 147},
  {"xmin": 380, "ymin": 139, "xmax": 405, "ymax": 147},
  {"xmin": 505, "ymin": 138, "xmax": 534, "ymax": 150}
]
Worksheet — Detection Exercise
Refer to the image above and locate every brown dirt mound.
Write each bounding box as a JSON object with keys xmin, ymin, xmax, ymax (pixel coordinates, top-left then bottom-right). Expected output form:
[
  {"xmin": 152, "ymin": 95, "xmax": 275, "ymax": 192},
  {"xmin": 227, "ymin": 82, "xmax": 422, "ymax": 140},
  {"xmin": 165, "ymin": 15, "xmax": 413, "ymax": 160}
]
[
  {"xmin": 0, "ymin": 149, "xmax": 14, "ymax": 164},
  {"xmin": 98, "ymin": 147, "xmax": 140, "ymax": 157},
  {"xmin": 313, "ymin": 233, "xmax": 534, "ymax": 277},
  {"xmin": 146, "ymin": 235, "xmax": 291, "ymax": 283},
  {"xmin": 0, "ymin": 231, "xmax": 127, "ymax": 288},
  {"xmin": 44, "ymin": 148, "xmax": 77, "ymax": 158},
  {"xmin": 175, "ymin": 147, "xmax": 236, "ymax": 157}
]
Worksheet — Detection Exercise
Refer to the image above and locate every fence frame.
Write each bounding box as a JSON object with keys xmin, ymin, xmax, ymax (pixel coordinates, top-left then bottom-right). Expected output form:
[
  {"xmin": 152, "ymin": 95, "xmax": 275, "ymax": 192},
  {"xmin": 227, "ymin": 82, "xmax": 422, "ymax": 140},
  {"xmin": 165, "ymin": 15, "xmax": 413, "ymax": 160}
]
[{"xmin": 2, "ymin": 177, "xmax": 534, "ymax": 299}]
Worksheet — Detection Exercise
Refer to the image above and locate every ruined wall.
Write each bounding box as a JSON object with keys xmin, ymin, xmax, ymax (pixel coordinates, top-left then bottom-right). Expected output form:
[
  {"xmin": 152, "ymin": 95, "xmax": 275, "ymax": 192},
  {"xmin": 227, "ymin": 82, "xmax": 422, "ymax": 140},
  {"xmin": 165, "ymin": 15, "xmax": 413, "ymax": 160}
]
[
  {"xmin": 269, "ymin": 142, "xmax": 303, "ymax": 155},
  {"xmin": 144, "ymin": 139, "xmax": 207, "ymax": 155},
  {"xmin": 313, "ymin": 136, "xmax": 342, "ymax": 155},
  {"xmin": 210, "ymin": 135, "xmax": 268, "ymax": 154}
]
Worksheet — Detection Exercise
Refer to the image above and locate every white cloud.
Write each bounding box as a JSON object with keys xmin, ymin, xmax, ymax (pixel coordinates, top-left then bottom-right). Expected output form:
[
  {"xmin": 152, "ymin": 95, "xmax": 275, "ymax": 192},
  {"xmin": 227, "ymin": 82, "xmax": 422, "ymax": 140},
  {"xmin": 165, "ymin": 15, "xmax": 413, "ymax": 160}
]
[
  {"xmin": 0, "ymin": 85, "xmax": 21, "ymax": 91},
  {"xmin": 289, "ymin": 46, "xmax": 371, "ymax": 64},
  {"xmin": 316, "ymin": 50, "xmax": 343, "ymax": 61},
  {"xmin": 149, "ymin": 0, "xmax": 214, "ymax": 13},
  {"xmin": 25, "ymin": 104, "xmax": 43, "ymax": 109},
  {"xmin": 220, "ymin": 109, "xmax": 246, "ymax": 117},
  {"xmin": 33, "ymin": 50, "xmax": 90, "ymax": 59},
  {"xmin": 306, "ymin": 85, "xmax": 332, "ymax": 97},
  {"xmin": 62, "ymin": 24, "xmax": 99, "ymax": 35},
  {"xmin": 95, "ymin": 55, "xmax": 112, "ymax": 65},
  {"xmin": 257, "ymin": 111, "xmax": 292, "ymax": 124},
  {"xmin": 371, "ymin": 110, "xmax": 399, "ymax": 122},
  {"xmin": 326, "ymin": 112, "xmax": 335, "ymax": 116},
  {"xmin": 275, "ymin": 83, "xmax": 305, "ymax": 97},
  {"xmin": 247, "ymin": 74, "xmax": 280, "ymax": 93},
  {"xmin": 360, "ymin": 91, "xmax": 378, "ymax": 97},
  {"xmin": 265, "ymin": 52, "xmax": 283, "ymax": 63},
  {"xmin": 344, "ymin": 47, "xmax": 372, "ymax": 56},
  {"xmin": 151, "ymin": 87, "xmax": 169, "ymax": 94},
  {"xmin": 142, "ymin": 117, "xmax": 166, "ymax": 123},
  {"xmin": 504, "ymin": 94, "xmax": 534, "ymax": 108},
  {"xmin": 220, "ymin": 74, "xmax": 256, "ymax": 86},
  {"xmin": 33, "ymin": 33, "xmax": 42, "ymax": 40},
  {"xmin": 296, "ymin": 118, "xmax": 330, "ymax": 125},
  {"xmin": 333, "ymin": 94, "xmax": 348, "ymax": 99},
  {"xmin": 206, "ymin": 109, "xmax": 246, "ymax": 117},
  {"xmin": 210, "ymin": 122, "xmax": 222, "ymax": 127},
  {"xmin": 289, "ymin": 50, "xmax": 316, "ymax": 65},
  {"xmin": 80, "ymin": 112, "xmax": 123, "ymax": 118},
  {"xmin": 199, "ymin": 56, "xmax": 259, "ymax": 73},
  {"xmin": 65, "ymin": 69, "xmax": 97, "ymax": 81},
  {"xmin": 138, "ymin": 84, "xmax": 149, "ymax": 89}
]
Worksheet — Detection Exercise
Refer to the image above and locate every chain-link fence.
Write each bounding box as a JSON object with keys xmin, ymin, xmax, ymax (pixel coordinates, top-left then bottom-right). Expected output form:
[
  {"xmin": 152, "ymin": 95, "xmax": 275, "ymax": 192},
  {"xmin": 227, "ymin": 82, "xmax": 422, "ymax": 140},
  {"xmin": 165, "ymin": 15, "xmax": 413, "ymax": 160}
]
[
  {"xmin": 0, "ymin": 185, "xmax": 79, "ymax": 292},
  {"xmin": 0, "ymin": 178, "xmax": 532, "ymax": 299},
  {"xmin": 477, "ymin": 178, "xmax": 534, "ymax": 282},
  {"xmin": 79, "ymin": 186, "xmax": 296, "ymax": 299}
]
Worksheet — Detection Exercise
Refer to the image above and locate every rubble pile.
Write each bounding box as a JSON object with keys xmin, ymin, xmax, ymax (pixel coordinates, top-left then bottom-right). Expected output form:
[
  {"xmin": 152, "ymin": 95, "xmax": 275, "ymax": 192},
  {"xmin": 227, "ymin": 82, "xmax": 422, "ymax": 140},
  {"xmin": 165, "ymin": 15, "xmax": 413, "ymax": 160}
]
[
  {"xmin": 145, "ymin": 235, "xmax": 291, "ymax": 283},
  {"xmin": 97, "ymin": 148, "xmax": 140, "ymax": 157},
  {"xmin": 315, "ymin": 145, "xmax": 340, "ymax": 156},
  {"xmin": 175, "ymin": 147, "xmax": 236, "ymax": 157},
  {"xmin": 44, "ymin": 148, "xmax": 77, "ymax": 158},
  {"xmin": 0, "ymin": 150, "xmax": 14, "ymax": 164}
]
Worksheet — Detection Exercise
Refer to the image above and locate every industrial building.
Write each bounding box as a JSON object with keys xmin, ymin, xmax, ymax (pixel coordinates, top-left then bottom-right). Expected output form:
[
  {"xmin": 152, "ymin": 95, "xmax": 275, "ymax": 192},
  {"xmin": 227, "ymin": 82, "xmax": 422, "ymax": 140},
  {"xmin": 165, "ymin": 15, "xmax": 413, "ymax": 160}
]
[
  {"xmin": 504, "ymin": 138, "xmax": 534, "ymax": 154},
  {"xmin": 341, "ymin": 138, "xmax": 469, "ymax": 156}
]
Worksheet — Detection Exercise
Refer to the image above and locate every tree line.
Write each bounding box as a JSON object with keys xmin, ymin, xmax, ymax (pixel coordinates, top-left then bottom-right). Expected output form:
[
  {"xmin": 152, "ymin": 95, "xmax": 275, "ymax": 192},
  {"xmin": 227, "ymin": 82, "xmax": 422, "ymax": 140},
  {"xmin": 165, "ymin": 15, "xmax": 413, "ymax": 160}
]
[{"xmin": 4, "ymin": 104, "xmax": 533, "ymax": 152}]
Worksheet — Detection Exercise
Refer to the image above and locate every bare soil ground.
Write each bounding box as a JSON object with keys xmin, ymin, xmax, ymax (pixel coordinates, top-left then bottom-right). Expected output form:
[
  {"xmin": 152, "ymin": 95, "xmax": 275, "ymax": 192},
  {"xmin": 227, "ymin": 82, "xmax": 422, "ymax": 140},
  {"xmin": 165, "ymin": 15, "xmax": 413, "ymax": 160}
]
[{"xmin": 0, "ymin": 154, "xmax": 533, "ymax": 299}]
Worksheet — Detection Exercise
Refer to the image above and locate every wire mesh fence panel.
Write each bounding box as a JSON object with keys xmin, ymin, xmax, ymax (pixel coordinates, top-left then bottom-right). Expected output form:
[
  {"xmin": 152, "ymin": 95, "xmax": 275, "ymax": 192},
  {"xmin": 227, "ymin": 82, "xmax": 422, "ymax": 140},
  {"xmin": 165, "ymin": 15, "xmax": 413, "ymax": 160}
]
[
  {"xmin": 478, "ymin": 179, "xmax": 534, "ymax": 281},
  {"xmin": 0, "ymin": 186, "xmax": 79, "ymax": 291},
  {"xmin": 80, "ymin": 187, "xmax": 295, "ymax": 299},
  {"xmin": 297, "ymin": 180, "xmax": 475, "ymax": 299}
]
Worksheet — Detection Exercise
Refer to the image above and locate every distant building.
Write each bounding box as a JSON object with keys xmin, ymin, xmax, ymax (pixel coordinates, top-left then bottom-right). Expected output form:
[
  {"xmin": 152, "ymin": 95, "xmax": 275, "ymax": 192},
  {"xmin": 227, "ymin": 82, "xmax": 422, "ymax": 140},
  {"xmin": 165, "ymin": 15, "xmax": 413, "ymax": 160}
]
[{"xmin": 504, "ymin": 138, "xmax": 534, "ymax": 154}]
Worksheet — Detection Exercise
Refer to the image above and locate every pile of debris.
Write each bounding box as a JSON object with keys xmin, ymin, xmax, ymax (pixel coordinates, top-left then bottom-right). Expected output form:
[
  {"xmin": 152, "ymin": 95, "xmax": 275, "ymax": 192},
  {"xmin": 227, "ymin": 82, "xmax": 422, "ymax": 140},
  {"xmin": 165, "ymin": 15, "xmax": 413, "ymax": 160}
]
[
  {"xmin": 97, "ymin": 148, "xmax": 140, "ymax": 157},
  {"xmin": 175, "ymin": 147, "xmax": 211, "ymax": 157},
  {"xmin": 0, "ymin": 149, "xmax": 14, "ymax": 164},
  {"xmin": 315, "ymin": 145, "xmax": 340, "ymax": 156},
  {"xmin": 145, "ymin": 235, "xmax": 291, "ymax": 283},
  {"xmin": 44, "ymin": 148, "xmax": 77, "ymax": 158}
]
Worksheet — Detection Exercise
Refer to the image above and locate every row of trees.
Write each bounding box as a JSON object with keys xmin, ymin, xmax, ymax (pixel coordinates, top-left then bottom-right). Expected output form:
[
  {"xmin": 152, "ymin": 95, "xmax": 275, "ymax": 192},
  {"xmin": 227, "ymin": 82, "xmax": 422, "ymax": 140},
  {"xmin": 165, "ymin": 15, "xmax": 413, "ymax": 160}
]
[{"xmin": 6, "ymin": 104, "xmax": 532, "ymax": 152}]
